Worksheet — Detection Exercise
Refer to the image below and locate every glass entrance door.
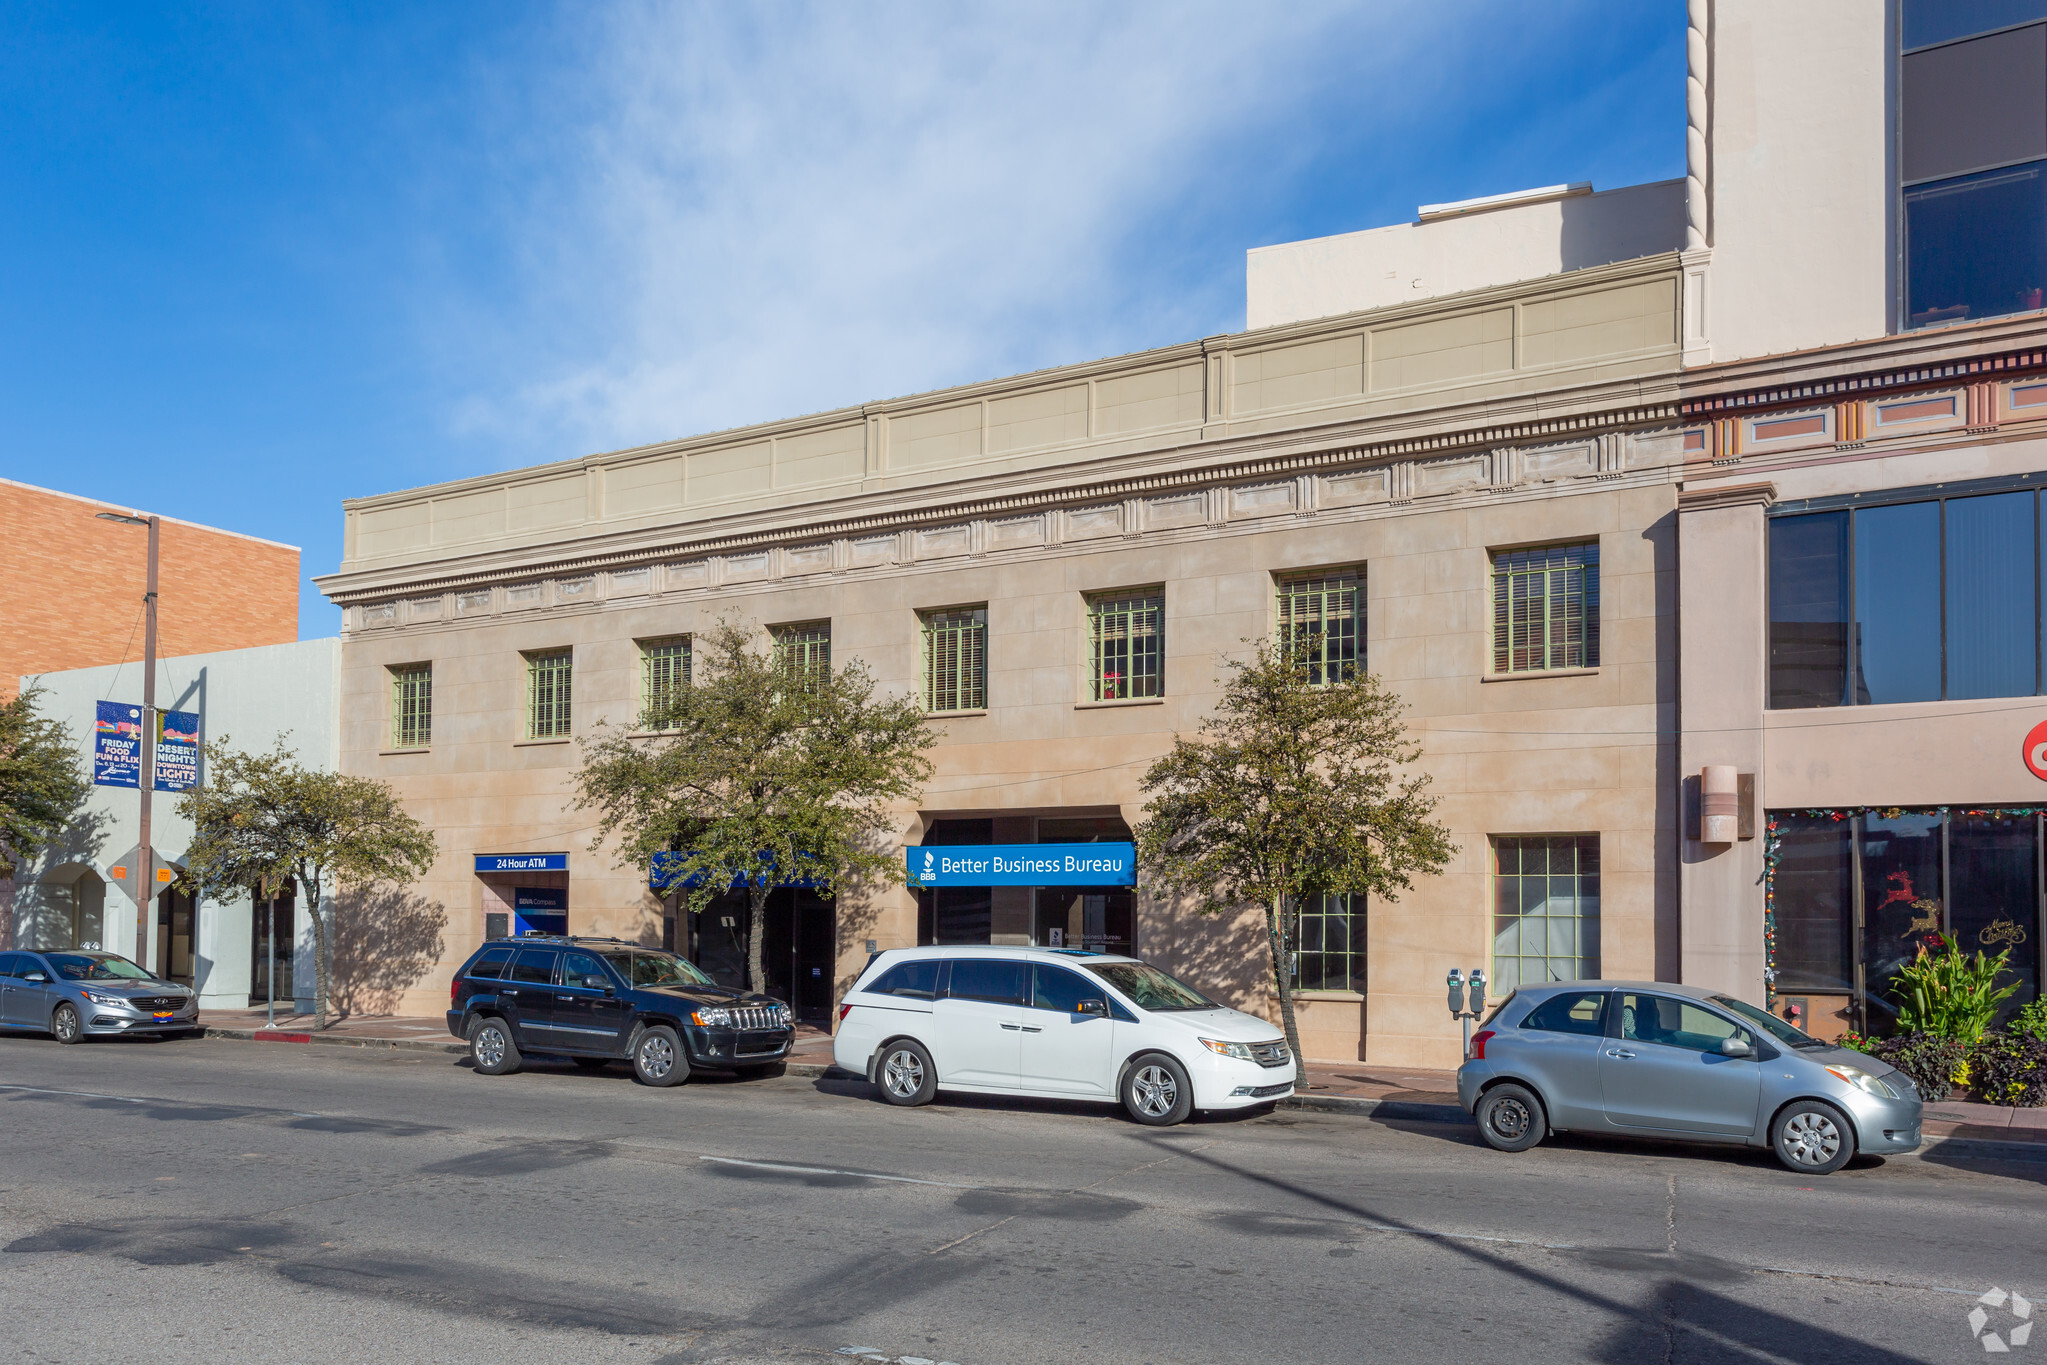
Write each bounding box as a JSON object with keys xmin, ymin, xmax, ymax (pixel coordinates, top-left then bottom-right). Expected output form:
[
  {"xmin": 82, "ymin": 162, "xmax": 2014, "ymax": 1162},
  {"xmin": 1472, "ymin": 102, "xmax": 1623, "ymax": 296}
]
[
  {"xmin": 251, "ymin": 885, "xmax": 295, "ymax": 1004},
  {"xmin": 1032, "ymin": 888, "xmax": 1132, "ymax": 955},
  {"xmin": 155, "ymin": 887, "xmax": 196, "ymax": 986}
]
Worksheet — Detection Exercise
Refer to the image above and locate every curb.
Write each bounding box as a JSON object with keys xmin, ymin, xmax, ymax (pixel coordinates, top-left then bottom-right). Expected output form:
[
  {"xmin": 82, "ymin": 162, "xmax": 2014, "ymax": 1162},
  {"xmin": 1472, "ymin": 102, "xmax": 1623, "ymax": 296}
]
[
  {"xmin": 203, "ymin": 1026, "xmax": 467, "ymax": 1056},
  {"xmin": 200, "ymin": 1033, "xmax": 2047, "ymax": 1161}
]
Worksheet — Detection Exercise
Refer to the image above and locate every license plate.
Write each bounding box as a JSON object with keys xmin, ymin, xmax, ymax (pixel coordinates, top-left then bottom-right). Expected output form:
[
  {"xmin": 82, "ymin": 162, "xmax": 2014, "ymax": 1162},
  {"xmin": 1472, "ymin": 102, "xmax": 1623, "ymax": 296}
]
[{"xmin": 153, "ymin": 1012, "xmax": 174, "ymax": 1020}]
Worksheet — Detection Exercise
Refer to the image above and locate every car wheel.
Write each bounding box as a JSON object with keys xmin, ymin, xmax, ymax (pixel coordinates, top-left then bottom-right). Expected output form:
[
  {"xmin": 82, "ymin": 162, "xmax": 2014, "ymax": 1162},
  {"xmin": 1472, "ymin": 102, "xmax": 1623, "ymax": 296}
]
[
  {"xmin": 1121, "ymin": 1053, "xmax": 1194, "ymax": 1126},
  {"xmin": 875, "ymin": 1040, "xmax": 936, "ymax": 1106},
  {"xmin": 1475, "ymin": 1082, "xmax": 1546, "ymax": 1152},
  {"xmin": 572, "ymin": 1056, "xmax": 611, "ymax": 1071},
  {"xmin": 1772, "ymin": 1099, "xmax": 1855, "ymax": 1175},
  {"xmin": 632, "ymin": 1025, "xmax": 689, "ymax": 1087},
  {"xmin": 51, "ymin": 1003, "xmax": 84, "ymax": 1045},
  {"xmin": 468, "ymin": 1016, "xmax": 521, "ymax": 1075}
]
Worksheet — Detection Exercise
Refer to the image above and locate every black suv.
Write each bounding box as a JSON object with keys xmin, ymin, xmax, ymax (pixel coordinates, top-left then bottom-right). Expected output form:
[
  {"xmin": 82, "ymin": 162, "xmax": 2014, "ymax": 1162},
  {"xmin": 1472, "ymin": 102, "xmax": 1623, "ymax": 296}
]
[{"xmin": 446, "ymin": 936, "xmax": 795, "ymax": 1086}]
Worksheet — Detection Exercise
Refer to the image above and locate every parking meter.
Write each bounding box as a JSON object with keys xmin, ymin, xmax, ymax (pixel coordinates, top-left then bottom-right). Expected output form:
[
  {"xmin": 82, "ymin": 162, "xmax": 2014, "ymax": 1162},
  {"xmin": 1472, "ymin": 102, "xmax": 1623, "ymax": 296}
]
[{"xmin": 1447, "ymin": 969, "xmax": 1467, "ymax": 1017}]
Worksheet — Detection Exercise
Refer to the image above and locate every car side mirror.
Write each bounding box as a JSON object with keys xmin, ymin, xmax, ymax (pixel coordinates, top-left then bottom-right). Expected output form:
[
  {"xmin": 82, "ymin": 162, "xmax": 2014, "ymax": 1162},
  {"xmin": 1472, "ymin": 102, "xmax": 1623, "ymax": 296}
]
[
  {"xmin": 1719, "ymin": 1036, "xmax": 1752, "ymax": 1058},
  {"xmin": 22, "ymin": 972, "xmax": 47, "ymax": 983},
  {"xmin": 1077, "ymin": 998, "xmax": 1108, "ymax": 1017}
]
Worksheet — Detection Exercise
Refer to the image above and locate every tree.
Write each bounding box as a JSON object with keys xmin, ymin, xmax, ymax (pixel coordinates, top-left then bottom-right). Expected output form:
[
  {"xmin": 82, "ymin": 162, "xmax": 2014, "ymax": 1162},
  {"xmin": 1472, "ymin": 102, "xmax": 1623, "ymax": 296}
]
[
  {"xmin": 176, "ymin": 740, "xmax": 436, "ymax": 1028},
  {"xmin": 574, "ymin": 619, "xmax": 936, "ymax": 994},
  {"xmin": 0, "ymin": 684, "xmax": 90, "ymax": 881},
  {"xmin": 1134, "ymin": 641, "xmax": 1455, "ymax": 1066}
]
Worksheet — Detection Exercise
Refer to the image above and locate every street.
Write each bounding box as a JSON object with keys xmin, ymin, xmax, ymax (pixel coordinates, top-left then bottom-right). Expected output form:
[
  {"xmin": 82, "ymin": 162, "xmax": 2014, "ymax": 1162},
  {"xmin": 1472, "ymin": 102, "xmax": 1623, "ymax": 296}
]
[{"xmin": 1, "ymin": 1037, "xmax": 2042, "ymax": 1365}]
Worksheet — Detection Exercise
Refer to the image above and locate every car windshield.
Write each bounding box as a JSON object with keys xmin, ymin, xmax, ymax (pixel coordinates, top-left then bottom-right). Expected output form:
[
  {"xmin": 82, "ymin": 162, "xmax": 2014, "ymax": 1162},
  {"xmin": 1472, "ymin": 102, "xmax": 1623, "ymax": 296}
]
[
  {"xmin": 1711, "ymin": 994, "xmax": 1827, "ymax": 1049},
  {"xmin": 602, "ymin": 951, "xmax": 714, "ymax": 989},
  {"xmin": 47, "ymin": 953, "xmax": 155, "ymax": 982},
  {"xmin": 1082, "ymin": 961, "xmax": 1215, "ymax": 1012}
]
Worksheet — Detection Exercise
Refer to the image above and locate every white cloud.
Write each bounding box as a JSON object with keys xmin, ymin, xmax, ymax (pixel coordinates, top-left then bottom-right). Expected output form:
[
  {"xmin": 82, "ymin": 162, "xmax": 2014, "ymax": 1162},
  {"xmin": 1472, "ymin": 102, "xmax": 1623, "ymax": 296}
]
[{"xmin": 442, "ymin": 1, "xmax": 1450, "ymax": 462}]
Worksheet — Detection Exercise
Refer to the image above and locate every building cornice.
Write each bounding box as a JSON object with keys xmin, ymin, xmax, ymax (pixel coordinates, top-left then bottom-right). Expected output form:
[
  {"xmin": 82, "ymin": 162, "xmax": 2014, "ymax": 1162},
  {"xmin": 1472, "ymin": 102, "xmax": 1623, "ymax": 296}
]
[{"xmin": 1679, "ymin": 314, "xmax": 2047, "ymax": 415}]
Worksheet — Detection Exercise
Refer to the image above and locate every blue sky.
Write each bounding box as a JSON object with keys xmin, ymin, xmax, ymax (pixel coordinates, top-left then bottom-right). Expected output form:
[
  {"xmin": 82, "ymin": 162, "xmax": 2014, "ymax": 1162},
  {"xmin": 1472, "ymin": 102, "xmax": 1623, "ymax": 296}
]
[{"xmin": 0, "ymin": 2, "xmax": 1682, "ymax": 638}]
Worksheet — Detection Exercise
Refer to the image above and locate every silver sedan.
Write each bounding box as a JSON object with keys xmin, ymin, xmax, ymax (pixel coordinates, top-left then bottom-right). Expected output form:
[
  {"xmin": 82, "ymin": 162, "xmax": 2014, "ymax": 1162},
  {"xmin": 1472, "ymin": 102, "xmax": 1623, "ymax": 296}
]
[
  {"xmin": 0, "ymin": 950, "xmax": 200, "ymax": 1043},
  {"xmin": 1456, "ymin": 981, "xmax": 1921, "ymax": 1175}
]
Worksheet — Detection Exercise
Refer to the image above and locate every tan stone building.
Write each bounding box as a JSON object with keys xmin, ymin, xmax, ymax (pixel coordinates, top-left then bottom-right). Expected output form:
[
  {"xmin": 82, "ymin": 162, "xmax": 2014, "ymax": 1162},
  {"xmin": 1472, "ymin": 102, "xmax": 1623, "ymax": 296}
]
[{"xmin": 314, "ymin": 1, "xmax": 2047, "ymax": 1065}]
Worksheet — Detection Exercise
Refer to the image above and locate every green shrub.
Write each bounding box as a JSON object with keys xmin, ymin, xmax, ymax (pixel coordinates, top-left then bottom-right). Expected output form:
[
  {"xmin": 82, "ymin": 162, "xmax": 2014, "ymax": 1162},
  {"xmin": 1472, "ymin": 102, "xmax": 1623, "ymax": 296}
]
[
  {"xmin": 1866, "ymin": 1032, "xmax": 1969, "ymax": 1099},
  {"xmin": 1889, "ymin": 935, "xmax": 2020, "ymax": 1046},
  {"xmin": 2011, "ymin": 997, "xmax": 2047, "ymax": 1045},
  {"xmin": 1971, "ymin": 1031, "xmax": 2047, "ymax": 1108}
]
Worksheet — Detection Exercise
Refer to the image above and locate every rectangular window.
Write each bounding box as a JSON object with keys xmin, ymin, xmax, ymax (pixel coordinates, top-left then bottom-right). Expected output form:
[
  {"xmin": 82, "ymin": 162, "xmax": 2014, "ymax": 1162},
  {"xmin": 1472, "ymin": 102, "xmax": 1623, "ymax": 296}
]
[
  {"xmin": 1491, "ymin": 543, "xmax": 1599, "ymax": 674},
  {"xmin": 921, "ymin": 606, "xmax": 987, "ymax": 713},
  {"xmin": 389, "ymin": 664, "xmax": 431, "ymax": 749},
  {"xmin": 1768, "ymin": 512, "xmax": 1850, "ymax": 708},
  {"xmin": 1770, "ymin": 814, "xmax": 1854, "ymax": 993},
  {"xmin": 771, "ymin": 621, "xmax": 831, "ymax": 688},
  {"xmin": 1853, "ymin": 500, "xmax": 1942, "ymax": 704},
  {"xmin": 1491, "ymin": 835, "xmax": 1600, "ymax": 993},
  {"xmin": 1277, "ymin": 568, "xmax": 1363, "ymax": 685},
  {"xmin": 524, "ymin": 649, "xmax": 573, "ymax": 739},
  {"xmin": 639, "ymin": 637, "xmax": 691, "ymax": 730},
  {"xmin": 1771, "ymin": 806, "xmax": 2044, "ymax": 1032},
  {"xmin": 1087, "ymin": 590, "xmax": 1164, "ymax": 701},
  {"xmin": 1292, "ymin": 892, "xmax": 1366, "ymax": 993},
  {"xmin": 1769, "ymin": 485, "xmax": 2045, "ymax": 708}
]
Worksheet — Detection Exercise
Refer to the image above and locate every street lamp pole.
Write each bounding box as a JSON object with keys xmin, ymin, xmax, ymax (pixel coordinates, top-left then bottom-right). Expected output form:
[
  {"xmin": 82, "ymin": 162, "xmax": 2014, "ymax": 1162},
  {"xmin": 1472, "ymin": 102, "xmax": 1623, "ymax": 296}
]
[{"xmin": 98, "ymin": 510, "xmax": 160, "ymax": 972}]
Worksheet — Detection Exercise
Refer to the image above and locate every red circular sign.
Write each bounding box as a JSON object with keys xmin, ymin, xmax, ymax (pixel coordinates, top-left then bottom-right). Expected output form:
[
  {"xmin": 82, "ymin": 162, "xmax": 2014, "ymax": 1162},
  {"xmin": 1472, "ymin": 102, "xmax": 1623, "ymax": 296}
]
[{"xmin": 2025, "ymin": 720, "xmax": 2047, "ymax": 781}]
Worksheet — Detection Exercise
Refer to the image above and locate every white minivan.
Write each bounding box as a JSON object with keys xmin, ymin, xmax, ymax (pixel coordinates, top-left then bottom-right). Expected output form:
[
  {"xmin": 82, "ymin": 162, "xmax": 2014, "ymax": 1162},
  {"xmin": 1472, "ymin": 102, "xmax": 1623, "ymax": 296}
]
[{"xmin": 832, "ymin": 946, "xmax": 1297, "ymax": 1125}]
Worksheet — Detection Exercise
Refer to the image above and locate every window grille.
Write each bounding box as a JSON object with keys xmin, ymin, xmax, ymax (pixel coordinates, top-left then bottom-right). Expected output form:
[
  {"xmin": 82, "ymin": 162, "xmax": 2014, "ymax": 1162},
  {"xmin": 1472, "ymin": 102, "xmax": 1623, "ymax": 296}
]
[
  {"xmin": 1491, "ymin": 835, "xmax": 1600, "ymax": 993},
  {"xmin": 921, "ymin": 607, "xmax": 987, "ymax": 713},
  {"xmin": 771, "ymin": 621, "xmax": 831, "ymax": 689},
  {"xmin": 639, "ymin": 637, "xmax": 691, "ymax": 729},
  {"xmin": 1491, "ymin": 543, "xmax": 1599, "ymax": 674},
  {"xmin": 1277, "ymin": 569, "xmax": 1363, "ymax": 685},
  {"xmin": 1087, "ymin": 591, "xmax": 1164, "ymax": 701},
  {"xmin": 1291, "ymin": 892, "xmax": 1366, "ymax": 993},
  {"xmin": 525, "ymin": 650, "xmax": 573, "ymax": 738},
  {"xmin": 390, "ymin": 664, "xmax": 431, "ymax": 749}
]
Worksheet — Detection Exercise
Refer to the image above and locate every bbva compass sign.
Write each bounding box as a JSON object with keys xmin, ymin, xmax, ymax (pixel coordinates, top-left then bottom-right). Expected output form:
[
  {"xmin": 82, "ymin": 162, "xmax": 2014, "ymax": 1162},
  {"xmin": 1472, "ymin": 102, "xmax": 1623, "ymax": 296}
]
[{"xmin": 908, "ymin": 842, "xmax": 1136, "ymax": 888}]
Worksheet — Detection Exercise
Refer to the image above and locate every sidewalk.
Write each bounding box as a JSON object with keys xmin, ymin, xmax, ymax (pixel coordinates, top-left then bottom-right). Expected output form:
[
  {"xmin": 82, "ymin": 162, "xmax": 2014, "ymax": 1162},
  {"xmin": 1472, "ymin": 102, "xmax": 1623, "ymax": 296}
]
[{"xmin": 197, "ymin": 1011, "xmax": 2047, "ymax": 1158}]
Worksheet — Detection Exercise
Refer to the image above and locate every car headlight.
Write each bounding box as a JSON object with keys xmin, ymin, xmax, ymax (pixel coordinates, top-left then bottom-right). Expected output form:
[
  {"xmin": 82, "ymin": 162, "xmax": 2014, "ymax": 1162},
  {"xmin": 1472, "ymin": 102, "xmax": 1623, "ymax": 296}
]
[
  {"xmin": 1824, "ymin": 1064, "xmax": 1899, "ymax": 1100},
  {"xmin": 81, "ymin": 990, "xmax": 126, "ymax": 1006},
  {"xmin": 1199, "ymin": 1037, "xmax": 1256, "ymax": 1061},
  {"xmin": 691, "ymin": 1008, "xmax": 731, "ymax": 1027}
]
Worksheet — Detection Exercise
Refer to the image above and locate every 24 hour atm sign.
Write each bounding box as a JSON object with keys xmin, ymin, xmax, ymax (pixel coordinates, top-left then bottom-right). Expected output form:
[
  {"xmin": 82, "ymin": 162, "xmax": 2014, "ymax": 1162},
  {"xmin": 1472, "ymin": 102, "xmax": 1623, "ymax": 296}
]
[{"xmin": 908, "ymin": 842, "xmax": 1136, "ymax": 887}]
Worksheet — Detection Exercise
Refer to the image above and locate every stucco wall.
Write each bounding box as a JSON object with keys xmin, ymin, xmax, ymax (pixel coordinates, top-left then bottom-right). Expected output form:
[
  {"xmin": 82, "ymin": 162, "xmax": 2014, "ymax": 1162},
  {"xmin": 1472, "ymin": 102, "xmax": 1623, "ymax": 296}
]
[{"xmin": 8, "ymin": 638, "xmax": 339, "ymax": 1009}]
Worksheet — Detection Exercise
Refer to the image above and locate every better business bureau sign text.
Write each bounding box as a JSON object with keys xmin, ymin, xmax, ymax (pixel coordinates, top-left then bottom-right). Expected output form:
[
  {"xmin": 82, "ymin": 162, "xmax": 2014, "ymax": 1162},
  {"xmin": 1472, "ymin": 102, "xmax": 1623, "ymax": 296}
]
[{"xmin": 909, "ymin": 842, "xmax": 1135, "ymax": 888}]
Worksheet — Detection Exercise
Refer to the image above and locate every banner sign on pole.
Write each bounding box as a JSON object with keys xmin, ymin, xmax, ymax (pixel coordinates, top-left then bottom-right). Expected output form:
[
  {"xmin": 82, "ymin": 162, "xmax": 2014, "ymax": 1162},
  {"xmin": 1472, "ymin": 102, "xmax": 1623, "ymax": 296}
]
[
  {"xmin": 153, "ymin": 709, "xmax": 200, "ymax": 792},
  {"xmin": 93, "ymin": 701, "xmax": 144, "ymax": 788},
  {"xmin": 906, "ymin": 842, "xmax": 1136, "ymax": 888}
]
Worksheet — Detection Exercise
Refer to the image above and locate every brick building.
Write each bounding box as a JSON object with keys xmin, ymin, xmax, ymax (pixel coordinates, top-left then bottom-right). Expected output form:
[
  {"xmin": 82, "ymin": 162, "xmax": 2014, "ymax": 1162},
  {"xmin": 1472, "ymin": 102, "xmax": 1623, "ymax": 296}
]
[{"xmin": 1, "ymin": 477, "xmax": 300, "ymax": 701}]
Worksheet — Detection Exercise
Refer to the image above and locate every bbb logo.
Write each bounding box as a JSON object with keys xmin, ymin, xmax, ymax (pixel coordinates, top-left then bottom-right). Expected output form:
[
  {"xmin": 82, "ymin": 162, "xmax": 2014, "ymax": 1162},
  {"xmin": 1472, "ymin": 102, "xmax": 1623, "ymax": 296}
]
[{"xmin": 920, "ymin": 850, "xmax": 936, "ymax": 884}]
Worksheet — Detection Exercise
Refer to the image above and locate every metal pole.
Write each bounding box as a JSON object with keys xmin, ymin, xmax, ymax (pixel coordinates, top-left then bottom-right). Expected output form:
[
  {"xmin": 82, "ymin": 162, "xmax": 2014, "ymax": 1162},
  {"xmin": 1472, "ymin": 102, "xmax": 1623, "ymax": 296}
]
[
  {"xmin": 132, "ymin": 515, "xmax": 160, "ymax": 976},
  {"xmin": 266, "ymin": 892, "xmax": 275, "ymax": 1028}
]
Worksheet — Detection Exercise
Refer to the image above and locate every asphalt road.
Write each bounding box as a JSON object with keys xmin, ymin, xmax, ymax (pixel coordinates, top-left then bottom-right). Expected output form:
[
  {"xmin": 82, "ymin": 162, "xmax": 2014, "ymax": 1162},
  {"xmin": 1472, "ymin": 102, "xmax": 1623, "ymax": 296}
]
[{"xmin": 0, "ymin": 1036, "xmax": 2042, "ymax": 1365}]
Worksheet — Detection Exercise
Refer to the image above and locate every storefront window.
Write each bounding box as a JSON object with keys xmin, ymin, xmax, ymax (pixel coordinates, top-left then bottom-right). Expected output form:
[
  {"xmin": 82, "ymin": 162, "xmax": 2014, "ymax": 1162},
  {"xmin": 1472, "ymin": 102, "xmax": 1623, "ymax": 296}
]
[
  {"xmin": 1772, "ymin": 807, "xmax": 2046, "ymax": 1033},
  {"xmin": 1771, "ymin": 815, "xmax": 1854, "ymax": 994},
  {"xmin": 1949, "ymin": 814, "xmax": 2041, "ymax": 1017},
  {"xmin": 1292, "ymin": 892, "xmax": 1365, "ymax": 993},
  {"xmin": 1490, "ymin": 835, "xmax": 1600, "ymax": 993},
  {"xmin": 1853, "ymin": 502, "xmax": 1941, "ymax": 704}
]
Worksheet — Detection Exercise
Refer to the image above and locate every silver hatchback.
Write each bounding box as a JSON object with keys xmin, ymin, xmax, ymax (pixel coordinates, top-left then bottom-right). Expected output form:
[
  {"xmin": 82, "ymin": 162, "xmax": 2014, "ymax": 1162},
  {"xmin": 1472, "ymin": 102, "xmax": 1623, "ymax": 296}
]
[
  {"xmin": 1456, "ymin": 981, "xmax": 1922, "ymax": 1175},
  {"xmin": 0, "ymin": 950, "xmax": 199, "ymax": 1043}
]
